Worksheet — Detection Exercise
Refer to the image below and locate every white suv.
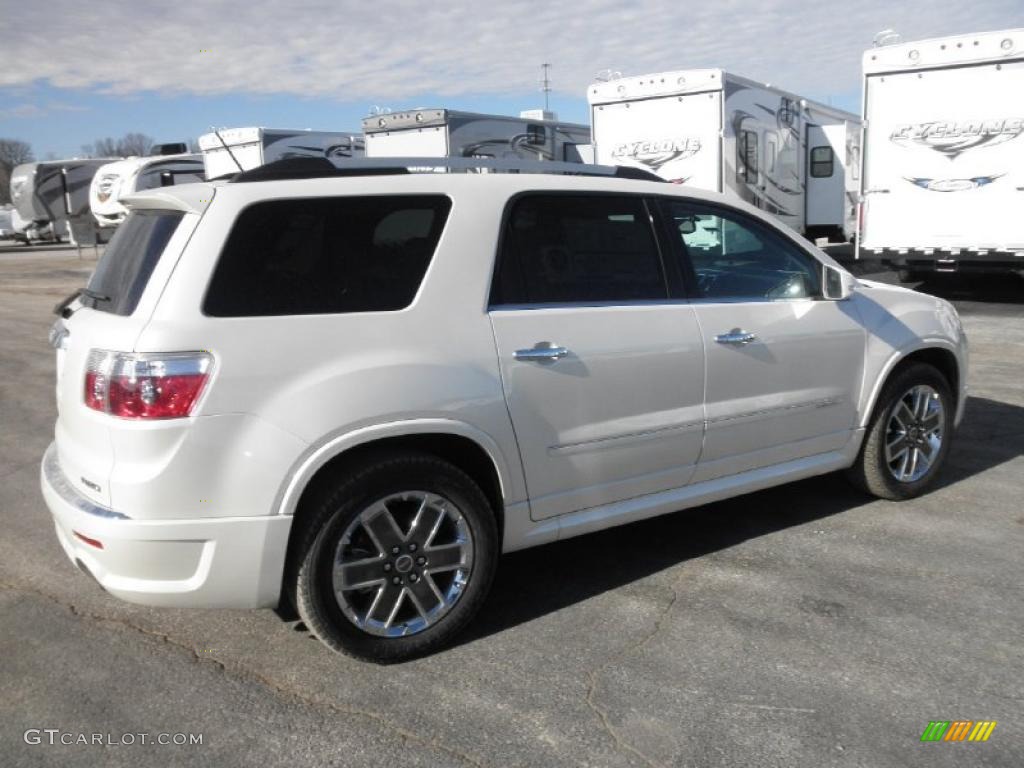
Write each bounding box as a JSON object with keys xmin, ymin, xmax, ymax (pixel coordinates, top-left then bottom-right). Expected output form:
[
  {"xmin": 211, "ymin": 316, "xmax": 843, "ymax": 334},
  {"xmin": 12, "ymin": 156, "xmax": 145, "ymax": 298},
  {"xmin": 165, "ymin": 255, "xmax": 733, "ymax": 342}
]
[{"xmin": 41, "ymin": 158, "xmax": 968, "ymax": 661}]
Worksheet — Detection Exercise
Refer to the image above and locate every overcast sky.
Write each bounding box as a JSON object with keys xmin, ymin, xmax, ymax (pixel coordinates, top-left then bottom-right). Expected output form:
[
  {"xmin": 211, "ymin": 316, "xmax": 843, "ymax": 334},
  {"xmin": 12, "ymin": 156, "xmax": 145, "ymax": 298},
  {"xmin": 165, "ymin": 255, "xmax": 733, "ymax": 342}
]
[{"xmin": 1, "ymin": 0, "xmax": 1021, "ymax": 157}]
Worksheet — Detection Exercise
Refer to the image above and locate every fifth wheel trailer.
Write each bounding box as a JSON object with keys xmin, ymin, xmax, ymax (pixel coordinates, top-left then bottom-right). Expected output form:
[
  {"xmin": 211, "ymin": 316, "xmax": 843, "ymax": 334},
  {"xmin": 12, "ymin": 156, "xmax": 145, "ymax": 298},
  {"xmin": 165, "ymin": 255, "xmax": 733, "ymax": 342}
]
[
  {"xmin": 363, "ymin": 109, "xmax": 591, "ymax": 162},
  {"xmin": 198, "ymin": 127, "xmax": 365, "ymax": 179},
  {"xmin": 858, "ymin": 28, "xmax": 1024, "ymax": 276},
  {"xmin": 589, "ymin": 70, "xmax": 862, "ymax": 241},
  {"xmin": 90, "ymin": 153, "xmax": 205, "ymax": 229},
  {"xmin": 8, "ymin": 158, "xmax": 115, "ymax": 244}
]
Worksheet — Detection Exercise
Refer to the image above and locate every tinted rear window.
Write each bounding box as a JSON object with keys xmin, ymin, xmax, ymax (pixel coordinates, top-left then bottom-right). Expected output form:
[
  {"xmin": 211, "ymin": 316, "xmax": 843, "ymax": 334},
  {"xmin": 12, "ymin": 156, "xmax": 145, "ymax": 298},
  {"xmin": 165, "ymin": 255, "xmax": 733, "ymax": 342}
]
[
  {"xmin": 203, "ymin": 195, "xmax": 450, "ymax": 317},
  {"xmin": 490, "ymin": 194, "xmax": 667, "ymax": 305},
  {"xmin": 86, "ymin": 210, "xmax": 184, "ymax": 315}
]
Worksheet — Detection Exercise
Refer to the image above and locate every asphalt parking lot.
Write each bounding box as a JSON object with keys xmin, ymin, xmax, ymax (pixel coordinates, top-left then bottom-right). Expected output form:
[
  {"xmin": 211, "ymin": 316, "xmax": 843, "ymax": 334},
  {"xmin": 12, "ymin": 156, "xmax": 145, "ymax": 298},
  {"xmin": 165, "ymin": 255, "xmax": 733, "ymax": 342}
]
[{"xmin": 1, "ymin": 243, "xmax": 1021, "ymax": 767}]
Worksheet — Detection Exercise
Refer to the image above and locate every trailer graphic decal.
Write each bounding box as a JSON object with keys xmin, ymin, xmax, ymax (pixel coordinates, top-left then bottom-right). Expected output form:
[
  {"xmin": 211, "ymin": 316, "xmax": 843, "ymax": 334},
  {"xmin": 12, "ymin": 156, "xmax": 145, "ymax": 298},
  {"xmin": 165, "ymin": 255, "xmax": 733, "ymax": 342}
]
[
  {"xmin": 610, "ymin": 138, "xmax": 702, "ymax": 170},
  {"xmin": 890, "ymin": 119, "xmax": 1024, "ymax": 159},
  {"xmin": 905, "ymin": 175, "xmax": 1004, "ymax": 192}
]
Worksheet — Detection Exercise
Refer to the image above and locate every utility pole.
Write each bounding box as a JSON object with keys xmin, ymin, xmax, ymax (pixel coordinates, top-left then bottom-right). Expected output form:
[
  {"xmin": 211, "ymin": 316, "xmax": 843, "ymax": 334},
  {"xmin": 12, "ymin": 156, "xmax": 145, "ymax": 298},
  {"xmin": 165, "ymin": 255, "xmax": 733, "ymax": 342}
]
[{"xmin": 540, "ymin": 63, "xmax": 551, "ymax": 112}]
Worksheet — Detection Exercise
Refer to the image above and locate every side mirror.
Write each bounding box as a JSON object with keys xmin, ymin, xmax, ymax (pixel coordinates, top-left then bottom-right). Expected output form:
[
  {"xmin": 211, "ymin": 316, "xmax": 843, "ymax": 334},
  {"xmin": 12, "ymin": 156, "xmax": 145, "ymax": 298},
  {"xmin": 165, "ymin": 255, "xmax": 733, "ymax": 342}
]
[{"xmin": 822, "ymin": 264, "xmax": 854, "ymax": 300}]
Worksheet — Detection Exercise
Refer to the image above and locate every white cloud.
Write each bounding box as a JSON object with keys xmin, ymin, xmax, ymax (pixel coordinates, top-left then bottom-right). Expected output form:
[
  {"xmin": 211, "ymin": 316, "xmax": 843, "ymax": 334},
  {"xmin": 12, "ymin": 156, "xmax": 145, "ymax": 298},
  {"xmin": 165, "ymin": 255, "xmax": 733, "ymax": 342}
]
[{"xmin": 0, "ymin": 0, "xmax": 1021, "ymax": 105}]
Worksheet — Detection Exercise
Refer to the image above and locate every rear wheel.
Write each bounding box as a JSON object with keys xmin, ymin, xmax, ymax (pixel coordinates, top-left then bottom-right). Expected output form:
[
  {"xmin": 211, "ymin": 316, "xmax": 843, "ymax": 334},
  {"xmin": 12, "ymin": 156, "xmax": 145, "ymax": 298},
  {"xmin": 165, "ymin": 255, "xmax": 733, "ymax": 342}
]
[
  {"xmin": 292, "ymin": 453, "xmax": 498, "ymax": 662},
  {"xmin": 847, "ymin": 363, "xmax": 954, "ymax": 500}
]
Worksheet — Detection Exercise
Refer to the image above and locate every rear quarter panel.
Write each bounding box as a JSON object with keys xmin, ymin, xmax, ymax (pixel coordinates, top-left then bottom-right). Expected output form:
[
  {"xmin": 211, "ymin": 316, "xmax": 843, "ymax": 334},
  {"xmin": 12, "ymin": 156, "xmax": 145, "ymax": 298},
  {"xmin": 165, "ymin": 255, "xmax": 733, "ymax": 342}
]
[{"xmin": 133, "ymin": 177, "xmax": 529, "ymax": 514}]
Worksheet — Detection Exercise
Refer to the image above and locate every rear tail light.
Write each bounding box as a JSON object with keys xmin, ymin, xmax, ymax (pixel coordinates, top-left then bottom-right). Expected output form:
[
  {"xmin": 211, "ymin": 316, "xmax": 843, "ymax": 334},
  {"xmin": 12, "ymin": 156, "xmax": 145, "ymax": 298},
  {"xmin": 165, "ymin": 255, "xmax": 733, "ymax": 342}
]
[{"xmin": 84, "ymin": 350, "xmax": 212, "ymax": 419}]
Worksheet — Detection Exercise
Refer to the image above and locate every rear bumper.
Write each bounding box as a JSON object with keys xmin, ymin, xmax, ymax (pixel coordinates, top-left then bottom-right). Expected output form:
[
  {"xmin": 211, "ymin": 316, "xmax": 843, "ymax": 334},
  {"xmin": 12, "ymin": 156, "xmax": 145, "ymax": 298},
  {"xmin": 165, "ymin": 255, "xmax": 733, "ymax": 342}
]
[{"xmin": 40, "ymin": 442, "xmax": 291, "ymax": 609}]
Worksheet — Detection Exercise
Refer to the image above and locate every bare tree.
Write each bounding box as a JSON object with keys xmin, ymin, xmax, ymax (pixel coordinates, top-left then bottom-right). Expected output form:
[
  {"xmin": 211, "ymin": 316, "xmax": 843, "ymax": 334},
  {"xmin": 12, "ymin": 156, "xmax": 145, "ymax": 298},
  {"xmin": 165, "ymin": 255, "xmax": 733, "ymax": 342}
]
[
  {"xmin": 80, "ymin": 133, "xmax": 155, "ymax": 158},
  {"xmin": 0, "ymin": 138, "xmax": 34, "ymax": 205},
  {"xmin": 117, "ymin": 132, "xmax": 153, "ymax": 157},
  {"xmin": 81, "ymin": 137, "xmax": 119, "ymax": 158}
]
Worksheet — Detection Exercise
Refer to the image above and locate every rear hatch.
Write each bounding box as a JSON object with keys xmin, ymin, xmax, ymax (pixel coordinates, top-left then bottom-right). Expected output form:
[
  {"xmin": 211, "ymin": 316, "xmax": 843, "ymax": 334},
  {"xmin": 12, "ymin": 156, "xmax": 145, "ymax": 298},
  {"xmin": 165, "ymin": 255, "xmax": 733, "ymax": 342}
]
[{"xmin": 52, "ymin": 208, "xmax": 197, "ymax": 508}]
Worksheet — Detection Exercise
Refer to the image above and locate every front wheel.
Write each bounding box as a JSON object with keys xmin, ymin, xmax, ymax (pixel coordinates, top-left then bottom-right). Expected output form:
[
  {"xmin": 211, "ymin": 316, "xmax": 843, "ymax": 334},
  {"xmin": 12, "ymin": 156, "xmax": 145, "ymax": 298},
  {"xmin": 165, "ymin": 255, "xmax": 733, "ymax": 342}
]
[
  {"xmin": 846, "ymin": 363, "xmax": 955, "ymax": 500},
  {"xmin": 292, "ymin": 453, "xmax": 498, "ymax": 662}
]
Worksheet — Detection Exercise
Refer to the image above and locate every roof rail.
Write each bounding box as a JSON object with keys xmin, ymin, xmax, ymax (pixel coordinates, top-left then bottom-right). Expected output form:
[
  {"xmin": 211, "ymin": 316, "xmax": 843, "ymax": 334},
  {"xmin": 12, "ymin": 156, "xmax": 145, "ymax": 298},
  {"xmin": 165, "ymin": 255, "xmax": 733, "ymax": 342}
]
[{"xmin": 229, "ymin": 156, "xmax": 665, "ymax": 183}]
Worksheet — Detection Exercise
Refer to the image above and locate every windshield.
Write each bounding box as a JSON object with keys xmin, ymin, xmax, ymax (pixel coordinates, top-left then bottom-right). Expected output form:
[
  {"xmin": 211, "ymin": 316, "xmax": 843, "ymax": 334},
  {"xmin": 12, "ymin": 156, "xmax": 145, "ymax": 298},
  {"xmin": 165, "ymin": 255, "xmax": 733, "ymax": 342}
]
[{"xmin": 85, "ymin": 210, "xmax": 183, "ymax": 315}]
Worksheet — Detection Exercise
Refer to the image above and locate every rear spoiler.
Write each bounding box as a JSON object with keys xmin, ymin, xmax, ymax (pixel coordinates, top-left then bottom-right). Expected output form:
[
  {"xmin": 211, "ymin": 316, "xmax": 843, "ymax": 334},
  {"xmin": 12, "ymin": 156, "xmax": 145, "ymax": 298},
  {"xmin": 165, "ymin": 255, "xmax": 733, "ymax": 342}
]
[{"xmin": 121, "ymin": 183, "xmax": 216, "ymax": 215}]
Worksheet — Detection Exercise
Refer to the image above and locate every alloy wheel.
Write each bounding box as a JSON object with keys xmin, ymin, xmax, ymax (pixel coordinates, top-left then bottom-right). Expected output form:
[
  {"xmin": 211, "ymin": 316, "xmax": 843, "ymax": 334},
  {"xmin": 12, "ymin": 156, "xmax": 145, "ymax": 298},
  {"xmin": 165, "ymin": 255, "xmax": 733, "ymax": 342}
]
[
  {"xmin": 332, "ymin": 491, "xmax": 474, "ymax": 637},
  {"xmin": 884, "ymin": 384, "xmax": 945, "ymax": 483}
]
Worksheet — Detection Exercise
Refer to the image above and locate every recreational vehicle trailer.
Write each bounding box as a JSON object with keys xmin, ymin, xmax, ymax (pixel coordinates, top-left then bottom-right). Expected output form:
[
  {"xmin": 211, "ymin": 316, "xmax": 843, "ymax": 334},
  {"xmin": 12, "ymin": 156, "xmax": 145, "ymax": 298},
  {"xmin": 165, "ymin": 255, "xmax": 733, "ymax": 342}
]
[
  {"xmin": 8, "ymin": 158, "xmax": 115, "ymax": 244},
  {"xmin": 198, "ymin": 127, "xmax": 365, "ymax": 180},
  {"xmin": 0, "ymin": 206, "xmax": 13, "ymax": 239},
  {"xmin": 588, "ymin": 70, "xmax": 862, "ymax": 241},
  {"xmin": 363, "ymin": 109, "xmax": 591, "ymax": 162},
  {"xmin": 90, "ymin": 153, "xmax": 205, "ymax": 228},
  {"xmin": 858, "ymin": 28, "xmax": 1024, "ymax": 277}
]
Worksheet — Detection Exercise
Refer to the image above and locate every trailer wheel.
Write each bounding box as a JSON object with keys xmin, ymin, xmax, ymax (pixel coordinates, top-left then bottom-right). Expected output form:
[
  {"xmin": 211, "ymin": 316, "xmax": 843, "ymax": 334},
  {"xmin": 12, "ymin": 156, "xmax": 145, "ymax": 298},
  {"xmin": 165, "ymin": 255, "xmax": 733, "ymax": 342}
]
[{"xmin": 896, "ymin": 269, "xmax": 926, "ymax": 284}]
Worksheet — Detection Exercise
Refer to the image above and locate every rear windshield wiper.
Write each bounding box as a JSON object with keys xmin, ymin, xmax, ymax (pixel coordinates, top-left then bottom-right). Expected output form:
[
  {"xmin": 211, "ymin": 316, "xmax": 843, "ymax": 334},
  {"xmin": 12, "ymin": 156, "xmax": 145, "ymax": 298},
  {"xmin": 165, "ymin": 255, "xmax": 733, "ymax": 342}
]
[
  {"xmin": 54, "ymin": 288, "xmax": 82, "ymax": 317},
  {"xmin": 82, "ymin": 288, "xmax": 111, "ymax": 303},
  {"xmin": 53, "ymin": 288, "xmax": 111, "ymax": 318}
]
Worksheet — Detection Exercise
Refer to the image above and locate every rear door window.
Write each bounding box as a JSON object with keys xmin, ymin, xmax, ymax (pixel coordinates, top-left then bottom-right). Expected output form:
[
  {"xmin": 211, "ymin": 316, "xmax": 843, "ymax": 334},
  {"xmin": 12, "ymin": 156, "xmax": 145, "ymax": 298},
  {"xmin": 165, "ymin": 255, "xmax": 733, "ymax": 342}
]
[
  {"xmin": 85, "ymin": 210, "xmax": 184, "ymax": 315},
  {"xmin": 490, "ymin": 194, "xmax": 668, "ymax": 306},
  {"xmin": 203, "ymin": 195, "xmax": 451, "ymax": 317}
]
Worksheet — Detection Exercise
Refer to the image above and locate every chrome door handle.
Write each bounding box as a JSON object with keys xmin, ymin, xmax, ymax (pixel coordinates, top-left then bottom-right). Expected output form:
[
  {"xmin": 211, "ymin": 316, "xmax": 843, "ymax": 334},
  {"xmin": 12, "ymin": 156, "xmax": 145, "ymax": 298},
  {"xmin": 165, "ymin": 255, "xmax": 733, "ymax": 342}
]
[
  {"xmin": 514, "ymin": 342, "xmax": 569, "ymax": 362},
  {"xmin": 715, "ymin": 329, "xmax": 757, "ymax": 345}
]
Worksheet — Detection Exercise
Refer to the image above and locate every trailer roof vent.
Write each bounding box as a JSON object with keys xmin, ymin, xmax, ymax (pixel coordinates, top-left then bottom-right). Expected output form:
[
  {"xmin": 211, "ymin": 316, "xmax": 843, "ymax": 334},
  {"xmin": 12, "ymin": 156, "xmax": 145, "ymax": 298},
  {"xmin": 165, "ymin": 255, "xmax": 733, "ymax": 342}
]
[
  {"xmin": 873, "ymin": 29, "xmax": 902, "ymax": 47},
  {"xmin": 519, "ymin": 109, "xmax": 557, "ymax": 121}
]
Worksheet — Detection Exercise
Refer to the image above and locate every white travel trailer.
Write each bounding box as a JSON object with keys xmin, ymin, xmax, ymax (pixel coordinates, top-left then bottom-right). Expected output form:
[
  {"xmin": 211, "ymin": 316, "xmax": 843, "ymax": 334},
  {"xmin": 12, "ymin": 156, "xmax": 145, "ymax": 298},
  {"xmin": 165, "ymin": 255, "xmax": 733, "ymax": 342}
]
[
  {"xmin": 9, "ymin": 159, "xmax": 114, "ymax": 244},
  {"xmin": 363, "ymin": 109, "xmax": 591, "ymax": 163},
  {"xmin": 0, "ymin": 206, "xmax": 13, "ymax": 239},
  {"xmin": 90, "ymin": 153, "xmax": 205, "ymax": 228},
  {"xmin": 858, "ymin": 28, "xmax": 1024, "ymax": 276},
  {"xmin": 198, "ymin": 127, "xmax": 365, "ymax": 179},
  {"xmin": 589, "ymin": 70, "xmax": 862, "ymax": 241}
]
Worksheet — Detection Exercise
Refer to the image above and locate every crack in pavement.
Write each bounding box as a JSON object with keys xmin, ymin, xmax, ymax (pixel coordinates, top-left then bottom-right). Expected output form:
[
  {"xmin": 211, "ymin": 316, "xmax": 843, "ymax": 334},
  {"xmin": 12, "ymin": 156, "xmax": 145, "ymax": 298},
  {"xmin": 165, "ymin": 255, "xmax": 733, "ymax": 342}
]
[
  {"xmin": 582, "ymin": 572, "xmax": 686, "ymax": 768},
  {"xmin": 0, "ymin": 580, "xmax": 488, "ymax": 768}
]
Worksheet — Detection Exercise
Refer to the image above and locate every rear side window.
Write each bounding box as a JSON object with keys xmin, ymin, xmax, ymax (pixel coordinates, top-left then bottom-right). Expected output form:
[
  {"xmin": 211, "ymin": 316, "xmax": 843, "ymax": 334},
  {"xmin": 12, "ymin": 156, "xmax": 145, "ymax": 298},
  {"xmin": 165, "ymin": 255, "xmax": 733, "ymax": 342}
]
[
  {"xmin": 738, "ymin": 130, "xmax": 758, "ymax": 183},
  {"xmin": 204, "ymin": 195, "xmax": 451, "ymax": 317},
  {"xmin": 490, "ymin": 194, "xmax": 667, "ymax": 305},
  {"xmin": 86, "ymin": 210, "xmax": 184, "ymax": 316}
]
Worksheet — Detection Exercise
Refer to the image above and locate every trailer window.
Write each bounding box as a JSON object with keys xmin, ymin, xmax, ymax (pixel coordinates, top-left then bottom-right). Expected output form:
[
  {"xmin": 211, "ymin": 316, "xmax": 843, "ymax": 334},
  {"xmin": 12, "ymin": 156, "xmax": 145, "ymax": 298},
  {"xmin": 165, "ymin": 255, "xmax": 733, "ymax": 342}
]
[
  {"xmin": 810, "ymin": 146, "xmax": 834, "ymax": 178},
  {"xmin": 204, "ymin": 195, "xmax": 450, "ymax": 316},
  {"xmin": 738, "ymin": 131, "xmax": 758, "ymax": 183}
]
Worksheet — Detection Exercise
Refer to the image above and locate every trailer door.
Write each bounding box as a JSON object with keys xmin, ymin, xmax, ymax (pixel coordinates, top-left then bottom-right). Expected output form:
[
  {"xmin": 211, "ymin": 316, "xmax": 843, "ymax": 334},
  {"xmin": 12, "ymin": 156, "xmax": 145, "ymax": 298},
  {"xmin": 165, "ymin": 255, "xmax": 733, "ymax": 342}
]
[
  {"xmin": 862, "ymin": 60, "xmax": 1024, "ymax": 250},
  {"xmin": 592, "ymin": 91, "xmax": 722, "ymax": 188},
  {"xmin": 806, "ymin": 124, "xmax": 846, "ymax": 233}
]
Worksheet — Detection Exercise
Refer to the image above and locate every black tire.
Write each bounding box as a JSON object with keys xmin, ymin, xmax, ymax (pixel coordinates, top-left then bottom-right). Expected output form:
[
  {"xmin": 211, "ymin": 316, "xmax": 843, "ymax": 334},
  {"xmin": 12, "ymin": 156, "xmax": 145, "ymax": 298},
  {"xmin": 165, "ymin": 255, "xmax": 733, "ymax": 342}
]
[
  {"xmin": 896, "ymin": 268, "xmax": 926, "ymax": 284},
  {"xmin": 846, "ymin": 362, "xmax": 955, "ymax": 500},
  {"xmin": 291, "ymin": 453, "xmax": 498, "ymax": 662}
]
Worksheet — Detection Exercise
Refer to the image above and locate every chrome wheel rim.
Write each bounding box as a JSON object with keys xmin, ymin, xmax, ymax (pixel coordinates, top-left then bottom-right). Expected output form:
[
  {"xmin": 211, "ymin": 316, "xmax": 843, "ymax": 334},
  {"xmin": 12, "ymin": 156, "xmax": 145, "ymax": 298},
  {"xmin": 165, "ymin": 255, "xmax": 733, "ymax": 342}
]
[
  {"xmin": 333, "ymin": 491, "xmax": 474, "ymax": 638},
  {"xmin": 885, "ymin": 384, "xmax": 945, "ymax": 483}
]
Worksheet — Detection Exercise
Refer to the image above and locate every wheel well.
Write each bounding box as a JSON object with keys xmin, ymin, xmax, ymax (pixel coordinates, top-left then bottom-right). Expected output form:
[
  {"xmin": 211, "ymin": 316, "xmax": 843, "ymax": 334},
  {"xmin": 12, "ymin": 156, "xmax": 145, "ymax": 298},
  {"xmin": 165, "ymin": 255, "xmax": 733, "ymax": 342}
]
[
  {"xmin": 278, "ymin": 433, "xmax": 505, "ymax": 613},
  {"xmin": 890, "ymin": 347, "xmax": 961, "ymax": 406}
]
